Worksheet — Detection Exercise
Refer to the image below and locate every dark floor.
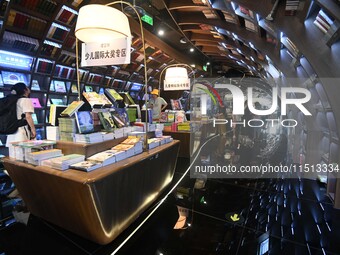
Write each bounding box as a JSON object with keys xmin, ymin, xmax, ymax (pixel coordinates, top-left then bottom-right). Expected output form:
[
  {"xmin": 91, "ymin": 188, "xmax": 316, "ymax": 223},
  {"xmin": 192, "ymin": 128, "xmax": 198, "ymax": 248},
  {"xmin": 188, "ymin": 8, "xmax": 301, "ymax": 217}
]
[{"xmin": 0, "ymin": 156, "xmax": 340, "ymax": 255}]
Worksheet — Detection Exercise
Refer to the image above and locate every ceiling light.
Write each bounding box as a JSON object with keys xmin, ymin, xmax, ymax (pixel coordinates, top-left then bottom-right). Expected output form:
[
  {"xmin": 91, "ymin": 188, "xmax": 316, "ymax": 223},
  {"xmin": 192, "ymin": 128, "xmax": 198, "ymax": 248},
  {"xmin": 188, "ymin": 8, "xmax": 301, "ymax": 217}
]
[
  {"xmin": 190, "ymin": 64, "xmax": 196, "ymax": 67},
  {"xmin": 158, "ymin": 29, "xmax": 164, "ymax": 36},
  {"xmin": 190, "ymin": 48, "xmax": 194, "ymax": 52},
  {"xmin": 180, "ymin": 37, "xmax": 187, "ymax": 44},
  {"xmin": 206, "ymin": 62, "xmax": 210, "ymax": 65},
  {"xmin": 75, "ymin": 4, "xmax": 131, "ymax": 42}
]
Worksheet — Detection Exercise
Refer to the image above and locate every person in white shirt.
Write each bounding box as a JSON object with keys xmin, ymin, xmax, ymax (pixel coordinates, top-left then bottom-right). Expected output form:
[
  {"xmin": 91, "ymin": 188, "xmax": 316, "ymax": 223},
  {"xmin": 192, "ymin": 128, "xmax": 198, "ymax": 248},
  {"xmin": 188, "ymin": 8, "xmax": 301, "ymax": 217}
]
[
  {"xmin": 6, "ymin": 83, "xmax": 36, "ymax": 152},
  {"xmin": 147, "ymin": 89, "xmax": 168, "ymax": 121}
]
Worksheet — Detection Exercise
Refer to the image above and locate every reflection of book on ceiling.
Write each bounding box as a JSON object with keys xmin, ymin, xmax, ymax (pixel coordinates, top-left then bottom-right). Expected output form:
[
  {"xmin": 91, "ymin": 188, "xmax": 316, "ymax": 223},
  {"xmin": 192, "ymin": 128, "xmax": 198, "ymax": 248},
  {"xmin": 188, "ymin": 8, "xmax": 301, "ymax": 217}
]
[
  {"xmin": 105, "ymin": 88, "xmax": 123, "ymax": 102},
  {"xmin": 170, "ymin": 99, "xmax": 182, "ymax": 110},
  {"xmin": 70, "ymin": 160, "xmax": 102, "ymax": 172},
  {"xmin": 87, "ymin": 150, "xmax": 117, "ymax": 166},
  {"xmin": 60, "ymin": 100, "xmax": 84, "ymax": 117},
  {"xmin": 54, "ymin": 80, "xmax": 67, "ymax": 93},
  {"xmin": 31, "ymin": 98, "xmax": 42, "ymax": 108},
  {"xmin": 75, "ymin": 111, "xmax": 94, "ymax": 134},
  {"xmin": 31, "ymin": 80, "xmax": 40, "ymax": 91},
  {"xmin": 50, "ymin": 98, "xmax": 64, "ymax": 105},
  {"xmin": 49, "ymin": 105, "xmax": 67, "ymax": 126},
  {"xmin": 98, "ymin": 111, "xmax": 116, "ymax": 131}
]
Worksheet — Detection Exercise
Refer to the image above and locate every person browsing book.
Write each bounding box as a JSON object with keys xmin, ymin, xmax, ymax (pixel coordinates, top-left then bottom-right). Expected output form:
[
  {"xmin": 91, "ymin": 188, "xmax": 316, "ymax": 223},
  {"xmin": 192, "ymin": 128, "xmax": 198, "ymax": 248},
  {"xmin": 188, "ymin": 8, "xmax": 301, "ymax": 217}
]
[
  {"xmin": 147, "ymin": 89, "xmax": 168, "ymax": 121},
  {"xmin": 6, "ymin": 83, "xmax": 36, "ymax": 150}
]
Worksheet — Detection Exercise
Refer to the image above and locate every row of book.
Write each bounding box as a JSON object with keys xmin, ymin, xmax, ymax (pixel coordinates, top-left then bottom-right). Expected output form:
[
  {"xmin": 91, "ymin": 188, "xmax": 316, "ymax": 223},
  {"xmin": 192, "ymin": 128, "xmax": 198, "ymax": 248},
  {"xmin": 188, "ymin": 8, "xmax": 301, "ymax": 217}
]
[
  {"xmin": 160, "ymin": 110, "xmax": 187, "ymax": 123},
  {"xmin": 12, "ymin": 0, "xmax": 58, "ymax": 17},
  {"xmin": 10, "ymin": 139, "xmax": 56, "ymax": 161},
  {"xmin": 58, "ymin": 51, "xmax": 76, "ymax": 65},
  {"xmin": 7, "ymin": 10, "xmax": 47, "ymax": 35},
  {"xmin": 285, "ymin": 0, "xmax": 299, "ymax": 16},
  {"xmin": 40, "ymin": 40, "xmax": 61, "ymax": 58},
  {"xmin": 54, "ymin": 65, "xmax": 75, "ymax": 80},
  {"xmin": 55, "ymin": 5, "xmax": 78, "ymax": 26},
  {"xmin": 36, "ymin": 58, "xmax": 54, "ymax": 74},
  {"xmin": 314, "ymin": 9, "xmax": 334, "ymax": 34},
  {"xmin": 2, "ymin": 31, "xmax": 39, "ymax": 52},
  {"xmin": 46, "ymin": 23, "xmax": 70, "ymax": 42}
]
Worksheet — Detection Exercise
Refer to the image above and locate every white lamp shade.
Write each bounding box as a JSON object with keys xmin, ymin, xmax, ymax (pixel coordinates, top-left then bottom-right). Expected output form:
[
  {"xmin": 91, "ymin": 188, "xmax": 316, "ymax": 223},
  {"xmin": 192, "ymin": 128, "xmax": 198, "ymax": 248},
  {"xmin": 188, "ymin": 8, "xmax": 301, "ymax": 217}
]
[
  {"xmin": 165, "ymin": 67, "xmax": 188, "ymax": 80},
  {"xmin": 75, "ymin": 4, "xmax": 131, "ymax": 43}
]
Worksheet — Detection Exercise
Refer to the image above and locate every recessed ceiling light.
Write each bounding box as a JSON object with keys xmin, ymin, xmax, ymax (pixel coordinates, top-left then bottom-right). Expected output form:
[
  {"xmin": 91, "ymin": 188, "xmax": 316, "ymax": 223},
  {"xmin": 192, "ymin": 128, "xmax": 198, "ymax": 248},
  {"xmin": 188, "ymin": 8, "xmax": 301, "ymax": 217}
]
[
  {"xmin": 191, "ymin": 64, "xmax": 196, "ymax": 67},
  {"xmin": 206, "ymin": 62, "xmax": 210, "ymax": 65},
  {"xmin": 180, "ymin": 37, "xmax": 187, "ymax": 44},
  {"xmin": 190, "ymin": 48, "xmax": 194, "ymax": 52},
  {"xmin": 158, "ymin": 29, "xmax": 164, "ymax": 36}
]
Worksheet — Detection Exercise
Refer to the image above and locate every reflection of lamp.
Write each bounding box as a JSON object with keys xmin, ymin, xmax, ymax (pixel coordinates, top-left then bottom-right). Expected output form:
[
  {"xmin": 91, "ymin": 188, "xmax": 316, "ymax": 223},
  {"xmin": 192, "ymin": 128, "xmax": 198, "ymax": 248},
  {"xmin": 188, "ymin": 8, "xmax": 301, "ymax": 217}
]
[{"xmin": 75, "ymin": 1, "xmax": 149, "ymax": 149}]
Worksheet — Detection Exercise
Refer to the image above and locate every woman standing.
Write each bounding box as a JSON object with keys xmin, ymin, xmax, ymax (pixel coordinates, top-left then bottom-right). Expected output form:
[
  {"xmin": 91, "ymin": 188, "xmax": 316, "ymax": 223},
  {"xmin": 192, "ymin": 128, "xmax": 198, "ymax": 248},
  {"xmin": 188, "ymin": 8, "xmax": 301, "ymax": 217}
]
[{"xmin": 6, "ymin": 83, "xmax": 36, "ymax": 156}]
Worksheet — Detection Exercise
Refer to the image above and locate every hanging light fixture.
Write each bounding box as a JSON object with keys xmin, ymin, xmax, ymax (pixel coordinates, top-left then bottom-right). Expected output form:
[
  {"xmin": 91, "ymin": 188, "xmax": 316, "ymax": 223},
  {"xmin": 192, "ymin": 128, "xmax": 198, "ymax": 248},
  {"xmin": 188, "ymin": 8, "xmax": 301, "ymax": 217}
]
[
  {"xmin": 75, "ymin": 1, "xmax": 149, "ymax": 150},
  {"xmin": 75, "ymin": 4, "xmax": 131, "ymax": 42},
  {"xmin": 165, "ymin": 67, "xmax": 189, "ymax": 82},
  {"xmin": 158, "ymin": 64, "xmax": 194, "ymax": 101}
]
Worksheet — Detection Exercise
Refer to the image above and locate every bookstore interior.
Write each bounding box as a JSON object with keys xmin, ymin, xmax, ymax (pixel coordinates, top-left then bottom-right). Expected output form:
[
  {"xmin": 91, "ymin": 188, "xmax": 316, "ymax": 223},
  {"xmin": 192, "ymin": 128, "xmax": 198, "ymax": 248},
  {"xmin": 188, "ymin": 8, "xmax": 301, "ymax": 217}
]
[{"xmin": 0, "ymin": 0, "xmax": 340, "ymax": 254}]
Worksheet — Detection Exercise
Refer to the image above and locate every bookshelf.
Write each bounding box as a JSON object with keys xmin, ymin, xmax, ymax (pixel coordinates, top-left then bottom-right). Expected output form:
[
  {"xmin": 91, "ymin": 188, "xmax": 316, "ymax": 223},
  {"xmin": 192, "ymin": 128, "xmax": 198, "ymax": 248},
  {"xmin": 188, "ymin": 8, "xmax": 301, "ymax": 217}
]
[{"xmin": 0, "ymin": 0, "xmax": 200, "ymax": 142}]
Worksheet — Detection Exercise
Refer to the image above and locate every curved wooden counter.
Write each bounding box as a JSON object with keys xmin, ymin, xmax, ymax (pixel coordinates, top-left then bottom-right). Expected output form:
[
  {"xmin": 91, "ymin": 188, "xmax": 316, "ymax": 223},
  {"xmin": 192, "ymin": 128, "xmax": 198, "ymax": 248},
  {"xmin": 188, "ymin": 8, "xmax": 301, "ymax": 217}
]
[{"xmin": 3, "ymin": 140, "xmax": 180, "ymax": 245}]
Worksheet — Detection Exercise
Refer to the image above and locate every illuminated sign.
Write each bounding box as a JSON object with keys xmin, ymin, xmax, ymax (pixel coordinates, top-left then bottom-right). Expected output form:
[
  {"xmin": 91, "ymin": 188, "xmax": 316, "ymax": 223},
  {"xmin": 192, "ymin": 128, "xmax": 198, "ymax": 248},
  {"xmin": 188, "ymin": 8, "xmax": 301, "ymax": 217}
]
[{"xmin": 141, "ymin": 14, "xmax": 153, "ymax": 26}]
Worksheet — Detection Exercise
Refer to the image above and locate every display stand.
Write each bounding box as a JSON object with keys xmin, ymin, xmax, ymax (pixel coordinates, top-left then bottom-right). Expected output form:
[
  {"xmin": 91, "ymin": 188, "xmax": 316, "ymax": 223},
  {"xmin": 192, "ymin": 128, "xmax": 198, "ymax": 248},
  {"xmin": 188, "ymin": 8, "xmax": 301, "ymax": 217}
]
[{"xmin": 3, "ymin": 140, "xmax": 180, "ymax": 245}]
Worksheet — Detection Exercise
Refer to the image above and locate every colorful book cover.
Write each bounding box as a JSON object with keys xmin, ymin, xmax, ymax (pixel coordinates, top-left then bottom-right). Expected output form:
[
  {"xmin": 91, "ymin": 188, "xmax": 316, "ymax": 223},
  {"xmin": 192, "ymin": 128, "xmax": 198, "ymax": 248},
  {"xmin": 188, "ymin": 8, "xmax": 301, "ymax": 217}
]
[
  {"xmin": 31, "ymin": 113, "xmax": 38, "ymax": 124},
  {"xmin": 171, "ymin": 99, "xmax": 182, "ymax": 110},
  {"xmin": 104, "ymin": 88, "xmax": 123, "ymax": 102},
  {"xmin": 110, "ymin": 111, "xmax": 126, "ymax": 128},
  {"xmin": 50, "ymin": 98, "xmax": 64, "ymax": 105},
  {"xmin": 71, "ymin": 83, "xmax": 78, "ymax": 93},
  {"xmin": 70, "ymin": 160, "xmax": 102, "ymax": 172},
  {"xmin": 31, "ymin": 80, "xmax": 40, "ymax": 91},
  {"xmin": 75, "ymin": 111, "xmax": 94, "ymax": 134},
  {"xmin": 31, "ymin": 98, "xmax": 42, "ymax": 108},
  {"xmin": 115, "ymin": 108, "xmax": 129, "ymax": 125},
  {"xmin": 98, "ymin": 111, "xmax": 116, "ymax": 131},
  {"xmin": 54, "ymin": 80, "xmax": 67, "ymax": 93},
  {"xmin": 60, "ymin": 100, "xmax": 84, "ymax": 117}
]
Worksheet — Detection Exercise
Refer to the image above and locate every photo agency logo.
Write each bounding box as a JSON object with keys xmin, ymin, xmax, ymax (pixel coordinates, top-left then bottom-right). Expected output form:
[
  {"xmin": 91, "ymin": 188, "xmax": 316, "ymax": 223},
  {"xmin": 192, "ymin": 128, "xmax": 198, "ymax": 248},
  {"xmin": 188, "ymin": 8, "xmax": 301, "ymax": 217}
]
[
  {"xmin": 189, "ymin": 78, "xmax": 338, "ymax": 180},
  {"xmin": 212, "ymin": 84, "xmax": 312, "ymax": 128}
]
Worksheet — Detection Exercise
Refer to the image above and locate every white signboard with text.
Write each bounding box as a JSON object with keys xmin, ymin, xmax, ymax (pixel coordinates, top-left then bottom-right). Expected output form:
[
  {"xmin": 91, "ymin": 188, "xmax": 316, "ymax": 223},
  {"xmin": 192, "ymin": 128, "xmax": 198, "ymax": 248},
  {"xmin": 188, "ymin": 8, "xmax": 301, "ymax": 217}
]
[
  {"xmin": 164, "ymin": 78, "xmax": 190, "ymax": 91},
  {"xmin": 81, "ymin": 37, "xmax": 131, "ymax": 67}
]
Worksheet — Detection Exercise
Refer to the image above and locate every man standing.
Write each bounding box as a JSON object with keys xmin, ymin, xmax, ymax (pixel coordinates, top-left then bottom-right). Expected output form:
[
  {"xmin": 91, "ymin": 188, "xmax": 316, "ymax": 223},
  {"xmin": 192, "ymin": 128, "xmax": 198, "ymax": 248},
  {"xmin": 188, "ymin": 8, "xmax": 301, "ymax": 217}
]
[{"xmin": 148, "ymin": 89, "xmax": 168, "ymax": 121}]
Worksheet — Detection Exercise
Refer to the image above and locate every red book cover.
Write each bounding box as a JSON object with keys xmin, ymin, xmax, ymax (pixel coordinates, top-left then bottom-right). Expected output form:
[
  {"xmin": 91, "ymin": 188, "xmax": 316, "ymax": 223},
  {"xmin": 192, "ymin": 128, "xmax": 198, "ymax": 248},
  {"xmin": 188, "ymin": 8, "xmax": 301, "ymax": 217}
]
[{"xmin": 58, "ymin": 9, "xmax": 71, "ymax": 23}]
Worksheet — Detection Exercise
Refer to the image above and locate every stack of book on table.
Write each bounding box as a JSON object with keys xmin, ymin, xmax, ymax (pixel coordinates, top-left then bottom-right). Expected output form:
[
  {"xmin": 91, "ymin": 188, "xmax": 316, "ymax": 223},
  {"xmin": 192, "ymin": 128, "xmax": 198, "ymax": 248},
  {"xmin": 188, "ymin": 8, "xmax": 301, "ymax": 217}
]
[
  {"xmin": 111, "ymin": 143, "xmax": 135, "ymax": 158},
  {"xmin": 121, "ymin": 136, "xmax": 143, "ymax": 155},
  {"xmin": 11, "ymin": 140, "xmax": 57, "ymax": 161},
  {"xmin": 28, "ymin": 149, "xmax": 63, "ymax": 166},
  {"xmin": 41, "ymin": 154, "xmax": 85, "ymax": 170},
  {"xmin": 74, "ymin": 132, "xmax": 103, "ymax": 143}
]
